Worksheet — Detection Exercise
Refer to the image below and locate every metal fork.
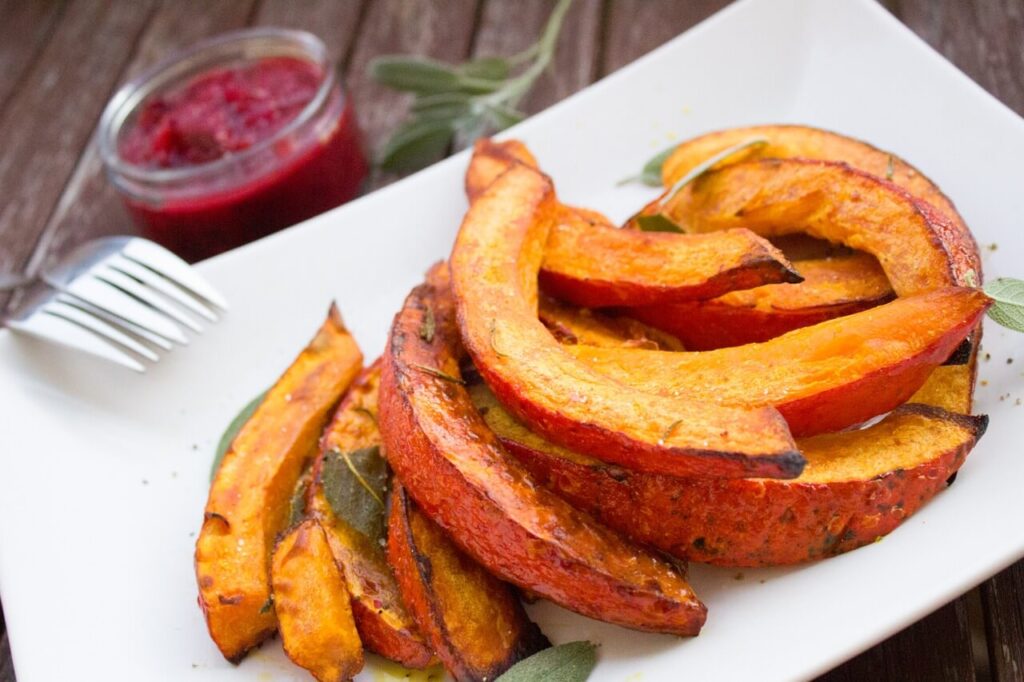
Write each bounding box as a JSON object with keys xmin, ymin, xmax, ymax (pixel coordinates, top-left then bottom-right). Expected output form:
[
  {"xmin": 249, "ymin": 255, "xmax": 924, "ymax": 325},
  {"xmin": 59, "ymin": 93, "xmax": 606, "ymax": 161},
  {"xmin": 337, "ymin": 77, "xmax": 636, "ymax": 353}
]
[{"xmin": 2, "ymin": 237, "xmax": 228, "ymax": 372}]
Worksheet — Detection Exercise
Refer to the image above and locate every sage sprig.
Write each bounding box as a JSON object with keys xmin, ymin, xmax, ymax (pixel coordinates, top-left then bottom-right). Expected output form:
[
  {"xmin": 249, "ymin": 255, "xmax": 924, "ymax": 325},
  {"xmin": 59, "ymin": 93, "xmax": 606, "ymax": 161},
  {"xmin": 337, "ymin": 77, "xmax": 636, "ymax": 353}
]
[
  {"xmin": 983, "ymin": 278, "xmax": 1024, "ymax": 332},
  {"xmin": 618, "ymin": 144, "xmax": 676, "ymax": 187},
  {"xmin": 210, "ymin": 390, "xmax": 266, "ymax": 481},
  {"xmin": 371, "ymin": 0, "xmax": 572, "ymax": 172},
  {"xmin": 496, "ymin": 640, "xmax": 597, "ymax": 682}
]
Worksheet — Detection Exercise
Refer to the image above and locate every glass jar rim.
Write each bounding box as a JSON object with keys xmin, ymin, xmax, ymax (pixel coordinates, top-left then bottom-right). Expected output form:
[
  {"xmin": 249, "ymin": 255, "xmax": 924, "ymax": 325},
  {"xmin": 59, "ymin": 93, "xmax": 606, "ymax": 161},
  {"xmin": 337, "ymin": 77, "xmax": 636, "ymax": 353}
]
[{"xmin": 98, "ymin": 27, "xmax": 338, "ymax": 186}]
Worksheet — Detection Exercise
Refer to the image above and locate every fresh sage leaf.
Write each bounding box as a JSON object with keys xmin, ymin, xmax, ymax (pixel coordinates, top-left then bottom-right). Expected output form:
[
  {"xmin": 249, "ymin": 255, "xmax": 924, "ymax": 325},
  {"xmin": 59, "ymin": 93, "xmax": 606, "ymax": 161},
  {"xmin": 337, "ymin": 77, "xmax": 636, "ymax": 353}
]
[
  {"xmin": 636, "ymin": 213, "xmax": 684, "ymax": 233},
  {"xmin": 486, "ymin": 103, "xmax": 526, "ymax": 130},
  {"xmin": 459, "ymin": 56, "xmax": 510, "ymax": 82},
  {"xmin": 984, "ymin": 278, "xmax": 1024, "ymax": 332},
  {"xmin": 656, "ymin": 137, "xmax": 768, "ymax": 208},
  {"xmin": 620, "ymin": 145, "xmax": 676, "ymax": 187},
  {"xmin": 496, "ymin": 641, "xmax": 597, "ymax": 682},
  {"xmin": 210, "ymin": 391, "xmax": 267, "ymax": 481},
  {"xmin": 369, "ymin": 56, "xmax": 461, "ymax": 94},
  {"xmin": 321, "ymin": 446, "xmax": 389, "ymax": 543},
  {"xmin": 289, "ymin": 469, "xmax": 311, "ymax": 526},
  {"xmin": 377, "ymin": 118, "xmax": 455, "ymax": 172}
]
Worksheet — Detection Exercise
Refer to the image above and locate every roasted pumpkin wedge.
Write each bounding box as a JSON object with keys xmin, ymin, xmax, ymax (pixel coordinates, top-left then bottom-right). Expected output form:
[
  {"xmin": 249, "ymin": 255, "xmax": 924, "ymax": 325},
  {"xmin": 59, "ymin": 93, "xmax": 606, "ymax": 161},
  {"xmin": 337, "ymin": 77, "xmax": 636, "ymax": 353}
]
[
  {"xmin": 571, "ymin": 287, "xmax": 989, "ymax": 436},
  {"xmin": 450, "ymin": 163, "xmax": 803, "ymax": 479},
  {"xmin": 271, "ymin": 520, "xmax": 364, "ymax": 682},
  {"xmin": 539, "ymin": 295, "xmax": 685, "ymax": 351},
  {"xmin": 378, "ymin": 265, "xmax": 708, "ymax": 635},
  {"xmin": 660, "ymin": 124, "xmax": 970, "ymax": 239},
  {"xmin": 628, "ymin": 252, "xmax": 894, "ymax": 349},
  {"xmin": 196, "ymin": 305, "xmax": 363, "ymax": 662},
  {"xmin": 472, "ymin": 382, "xmax": 987, "ymax": 567},
  {"xmin": 467, "ymin": 139, "xmax": 801, "ymax": 308},
  {"xmin": 307, "ymin": 362, "xmax": 435, "ymax": 669},
  {"xmin": 387, "ymin": 482, "xmax": 550, "ymax": 682}
]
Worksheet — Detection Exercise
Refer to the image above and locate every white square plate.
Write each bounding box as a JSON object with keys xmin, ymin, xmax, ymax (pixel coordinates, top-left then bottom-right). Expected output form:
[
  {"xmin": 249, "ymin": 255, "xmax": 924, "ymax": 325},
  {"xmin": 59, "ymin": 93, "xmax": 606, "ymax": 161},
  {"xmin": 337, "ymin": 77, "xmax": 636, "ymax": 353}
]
[{"xmin": 3, "ymin": 0, "xmax": 1023, "ymax": 679}]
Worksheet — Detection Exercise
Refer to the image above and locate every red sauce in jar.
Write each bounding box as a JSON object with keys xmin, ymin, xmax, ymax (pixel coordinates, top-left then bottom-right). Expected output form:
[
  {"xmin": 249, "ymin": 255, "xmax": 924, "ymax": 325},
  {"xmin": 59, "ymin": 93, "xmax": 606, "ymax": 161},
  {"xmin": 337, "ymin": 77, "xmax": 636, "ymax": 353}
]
[{"xmin": 117, "ymin": 56, "xmax": 366, "ymax": 262}]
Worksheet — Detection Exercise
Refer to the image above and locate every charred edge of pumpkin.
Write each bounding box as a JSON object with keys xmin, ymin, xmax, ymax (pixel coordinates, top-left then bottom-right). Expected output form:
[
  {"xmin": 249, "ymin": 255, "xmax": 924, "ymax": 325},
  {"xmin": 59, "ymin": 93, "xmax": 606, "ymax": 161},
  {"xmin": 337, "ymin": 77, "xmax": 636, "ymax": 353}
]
[
  {"xmin": 224, "ymin": 629, "xmax": 276, "ymax": 665},
  {"xmin": 896, "ymin": 403, "xmax": 989, "ymax": 439},
  {"xmin": 942, "ymin": 338, "xmax": 973, "ymax": 366}
]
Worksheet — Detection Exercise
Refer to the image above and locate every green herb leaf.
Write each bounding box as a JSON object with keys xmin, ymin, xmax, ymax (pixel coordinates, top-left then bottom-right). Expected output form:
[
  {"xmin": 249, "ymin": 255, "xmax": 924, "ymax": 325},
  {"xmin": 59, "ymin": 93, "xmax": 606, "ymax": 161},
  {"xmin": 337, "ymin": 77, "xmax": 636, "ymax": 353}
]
[
  {"xmin": 658, "ymin": 137, "xmax": 767, "ymax": 207},
  {"xmin": 321, "ymin": 446, "xmax": 389, "ymax": 543},
  {"xmin": 636, "ymin": 213, "xmax": 684, "ymax": 233},
  {"xmin": 620, "ymin": 145, "xmax": 677, "ymax": 187},
  {"xmin": 459, "ymin": 56, "xmax": 511, "ymax": 82},
  {"xmin": 259, "ymin": 596, "xmax": 274, "ymax": 614},
  {"xmin": 289, "ymin": 468, "xmax": 311, "ymax": 526},
  {"xmin": 984, "ymin": 278, "xmax": 1024, "ymax": 332},
  {"xmin": 412, "ymin": 363, "xmax": 466, "ymax": 385},
  {"xmin": 420, "ymin": 305, "xmax": 436, "ymax": 343},
  {"xmin": 369, "ymin": 56, "xmax": 462, "ymax": 94},
  {"xmin": 495, "ymin": 641, "xmax": 597, "ymax": 682},
  {"xmin": 485, "ymin": 103, "xmax": 526, "ymax": 130},
  {"xmin": 210, "ymin": 391, "xmax": 267, "ymax": 481},
  {"xmin": 377, "ymin": 118, "xmax": 455, "ymax": 173},
  {"xmin": 885, "ymin": 155, "xmax": 895, "ymax": 180}
]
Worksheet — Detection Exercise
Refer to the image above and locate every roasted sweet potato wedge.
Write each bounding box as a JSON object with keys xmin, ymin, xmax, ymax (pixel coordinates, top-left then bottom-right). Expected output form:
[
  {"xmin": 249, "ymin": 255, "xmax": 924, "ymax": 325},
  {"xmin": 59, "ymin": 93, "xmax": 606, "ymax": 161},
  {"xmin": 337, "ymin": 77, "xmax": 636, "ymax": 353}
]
[
  {"xmin": 539, "ymin": 295, "xmax": 684, "ymax": 350},
  {"xmin": 271, "ymin": 520, "xmax": 364, "ymax": 682},
  {"xmin": 307, "ymin": 362, "xmax": 434, "ymax": 669},
  {"xmin": 195, "ymin": 305, "xmax": 363, "ymax": 661},
  {"xmin": 472, "ymin": 383, "xmax": 987, "ymax": 567},
  {"xmin": 571, "ymin": 287, "xmax": 989, "ymax": 436},
  {"xmin": 387, "ymin": 482, "xmax": 550, "ymax": 681},
  {"xmin": 628, "ymin": 252, "xmax": 894, "ymax": 349},
  {"xmin": 450, "ymin": 163, "xmax": 803, "ymax": 479},
  {"xmin": 467, "ymin": 139, "xmax": 801, "ymax": 307},
  {"xmin": 379, "ymin": 266, "xmax": 707, "ymax": 635},
  {"xmin": 660, "ymin": 124, "xmax": 970, "ymax": 238}
]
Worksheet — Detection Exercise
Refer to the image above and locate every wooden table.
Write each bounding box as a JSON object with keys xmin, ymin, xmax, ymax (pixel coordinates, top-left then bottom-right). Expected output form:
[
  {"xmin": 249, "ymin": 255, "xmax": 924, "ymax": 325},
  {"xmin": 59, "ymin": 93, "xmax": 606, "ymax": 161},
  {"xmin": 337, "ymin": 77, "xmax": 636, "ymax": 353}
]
[{"xmin": 1, "ymin": 1, "xmax": 1022, "ymax": 680}]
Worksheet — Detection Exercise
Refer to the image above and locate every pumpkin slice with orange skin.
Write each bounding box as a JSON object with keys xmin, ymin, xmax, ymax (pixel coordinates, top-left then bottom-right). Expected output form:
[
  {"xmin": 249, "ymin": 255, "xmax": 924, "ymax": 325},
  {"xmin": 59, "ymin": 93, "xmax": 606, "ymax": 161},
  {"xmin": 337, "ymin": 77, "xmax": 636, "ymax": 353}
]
[
  {"xmin": 271, "ymin": 520, "xmax": 365, "ymax": 682},
  {"xmin": 195, "ymin": 305, "xmax": 363, "ymax": 662},
  {"xmin": 378, "ymin": 265, "xmax": 708, "ymax": 635},
  {"xmin": 467, "ymin": 138, "xmax": 801, "ymax": 308},
  {"xmin": 570, "ymin": 286, "xmax": 989, "ymax": 437},
  {"xmin": 628, "ymin": 252, "xmax": 894, "ymax": 350},
  {"xmin": 387, "ymin": 481, "xmax": 550, "ymax": 682},
  {"xmin": 538, "ymin": 295, "xmax": 685, "ymax": 351},
  {"xmin": 450, "ymin": 163, "xmax": 803, "ymax": 479},
  {"xmin": 472, "ymin": 382, "xmax": 987, "ymax": 568},
  {"xmin": 307, "ymin": 362, "xmax": 435, "ymax": 669}
]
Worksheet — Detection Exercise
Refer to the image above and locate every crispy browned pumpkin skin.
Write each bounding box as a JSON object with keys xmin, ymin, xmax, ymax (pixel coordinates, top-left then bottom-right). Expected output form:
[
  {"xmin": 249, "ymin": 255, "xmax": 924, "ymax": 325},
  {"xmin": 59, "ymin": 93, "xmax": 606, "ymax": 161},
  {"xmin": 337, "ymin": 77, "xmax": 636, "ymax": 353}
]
[
  {"xmin": 195, "ymin": 305, "xmax": 363, "ymax": 661},
  {"xmin": 271, "ymin": 520, "xmax": 364, "ymax": 682},
  {"xmin": 378, "ymin": 266, "xmax": 707, "ymax": 635},
  {"xmin": 450, "ymin": 163, "xmax": 803, "ymax": 479},
  {"xmin": 538, "ymin": 295, "xmax": 685, "ymax": 350},
  {"xmin": 473, "ymin": 383, "xmax": 986, "ymax": 567},
  {"xmin": 387, "ymin": 483, "xmax": 550, "ymax": 681},
  {"xmin": 467, "ymin": 139, "xmax": 800, "ymax": 308},
  {"xmin": 307, "ymin": 362, "xmax": 434, "ymax": 669},
  {"xmin": 570, "ymin": 287, "xmax": 989, "ymax": 436},
  {"xmin": 628, "ymin": 253, "xmax": 894, "ymax": 349}
]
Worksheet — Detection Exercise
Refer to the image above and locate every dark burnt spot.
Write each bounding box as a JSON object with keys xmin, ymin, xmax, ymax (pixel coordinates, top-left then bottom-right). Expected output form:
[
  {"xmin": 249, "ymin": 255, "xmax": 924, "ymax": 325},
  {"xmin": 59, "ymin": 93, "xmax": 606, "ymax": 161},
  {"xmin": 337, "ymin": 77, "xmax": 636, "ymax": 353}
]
[
  {"xmin": 692, "ymin": 537, "xmax": 707, "ymax": 551},
  {"xmin": 779, "ymin": 508, "xmax": 795, "ymax": 524},
  {"xmin": 946, "ymin": 471, "xmax": 958, "ymax": 487},
  {"xmin": 604, "ymin": 466, "xmax": 629, "ymax": 482},
  {"xmin": 218, "ymin": 594, "xmax": 244, "ymax": 605}
]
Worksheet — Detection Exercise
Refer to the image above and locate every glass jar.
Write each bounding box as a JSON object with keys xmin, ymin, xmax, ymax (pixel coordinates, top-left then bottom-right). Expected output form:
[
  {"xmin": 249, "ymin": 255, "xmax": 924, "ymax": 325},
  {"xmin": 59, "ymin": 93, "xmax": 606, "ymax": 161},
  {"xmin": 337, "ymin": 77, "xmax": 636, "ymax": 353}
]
[{"xmin": 98, "ymin": 28, "xmax": 367, "ymax": 262}]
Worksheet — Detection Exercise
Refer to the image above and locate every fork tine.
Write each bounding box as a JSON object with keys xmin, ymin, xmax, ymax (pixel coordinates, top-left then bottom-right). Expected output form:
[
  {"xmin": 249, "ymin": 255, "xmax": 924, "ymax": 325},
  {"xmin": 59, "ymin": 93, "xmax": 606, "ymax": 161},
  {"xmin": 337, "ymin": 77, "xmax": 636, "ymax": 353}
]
[
  {"xmin": 6, "ymin": 312, "xmax": 145, "ymax": 372},
  {"xmin": 94, "ymin": 267, "xmax": 203, "ymax": 333},
  {"xmin": 45, "ymin": 300, "xmax": 160, "ymax": 362},
  {"xmin": 56, "ymin": 294, "xmax": 175, "ymax": 351},
  {"xmin": 121, "ymin": 239, "xmax": 229, "ymax": 310},
  {"xmin": 62, "ymin": 276, "xmax": 188, "ymax": 345},
  {"xmin": 107, "ymin": 254, "xmax": 218, "ymax": 322}
]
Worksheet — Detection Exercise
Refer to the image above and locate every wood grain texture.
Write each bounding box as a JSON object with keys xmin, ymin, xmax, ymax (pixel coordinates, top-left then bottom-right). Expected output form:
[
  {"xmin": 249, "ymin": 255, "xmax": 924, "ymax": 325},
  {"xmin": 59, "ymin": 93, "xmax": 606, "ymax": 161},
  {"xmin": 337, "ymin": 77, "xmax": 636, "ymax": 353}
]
[
  {"xmin": 819, "ymin": 598, "xmax": 977, "ymax": 682},
  {"xmin": 0, "ymin": 0, "xmax": 155, "ymax": 278},
  {"xmin": 0, "ymin": 0, "xmax": 67, "ymax": 116},
  {"xmin": 601, "ymin": 0, "xmax": 731, "ymax": 75},
  {"xmin": 983, "ymin": 563, "xmax": 1024, "ymax": 681},
  {"xmin": 21, "ymin": 0, "xmax": 256, "ymax": 280},
  {"xmin": 343, "ymin": 0, "xmax": 479, "ymax": 189},
  {"xmin": 897, "ymin": 0, "xmax": 1024, "ymax": 116},
  {"xmin": 253, "ymin": 0, "xmax": 366, "ymax": 65}
]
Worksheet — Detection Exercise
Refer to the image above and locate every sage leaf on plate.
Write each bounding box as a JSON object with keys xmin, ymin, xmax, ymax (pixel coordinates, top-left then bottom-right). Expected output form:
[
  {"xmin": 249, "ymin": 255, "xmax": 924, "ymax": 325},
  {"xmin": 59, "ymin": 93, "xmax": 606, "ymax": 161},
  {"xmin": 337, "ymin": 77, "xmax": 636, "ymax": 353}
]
[
  {"xmin": 210, "ymin": 390, "xmax": 267, "ymax": 481},
  {"xmin": 289, "ymin": 468, "xmax": 312, "ymax": 526},
  {"xmin": 636, "ymin": 213, "xmax": 685, "ymax": 233},
  {"xmin": 619, "ymin": 145, "xmax": 676, "ymax": 187},
  {"xmin": 495, "ymin": 640, "xmax": 597, "ymax": 682},
  {"xmin": 321, "ymin": 446, "xmax": 389, "ymax": 543},
  {"xmin": 984, "ymin": 277, "xmax": 1024, "ymax": 332}
]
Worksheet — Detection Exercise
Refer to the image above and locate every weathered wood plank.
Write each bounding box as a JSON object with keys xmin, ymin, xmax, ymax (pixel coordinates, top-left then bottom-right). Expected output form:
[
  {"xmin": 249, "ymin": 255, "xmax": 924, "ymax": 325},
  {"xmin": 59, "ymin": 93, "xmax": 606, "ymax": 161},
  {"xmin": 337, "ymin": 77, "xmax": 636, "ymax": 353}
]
[
  {"xmin": 0, "ymin": 0, "xmax": 67, "ymax": 115},
  {"xmin": 22, "ymin": 0, "xmax": 257, "ymax": 278},
  {"xmin": 982, "ymin": 563, "xmax": 1024, "ymax": 681},
  {"xmin": 470, "ymin": 0, "xmax": 602, "ymax": 115},
  {"xmin": 898, "ymin": 0, "xmax": 1024, "ymax": 116},
  {"xmin": 343, "ymin": 0, "xmax": 479, "ymax": 189},
  {"xmin": 818, "ymin": 598, "xmax": 977, "ymax": 681},
  {"xmin": 253, "ymin": 0, "xmax": 365, "ymax": 65},
  {"xmin": 601, "ymin": 0, "xmax": 731, "ymax": 75},
  {"xmin": 0, "ymin": 0, "xmax": 155, "ymax": 278}
]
